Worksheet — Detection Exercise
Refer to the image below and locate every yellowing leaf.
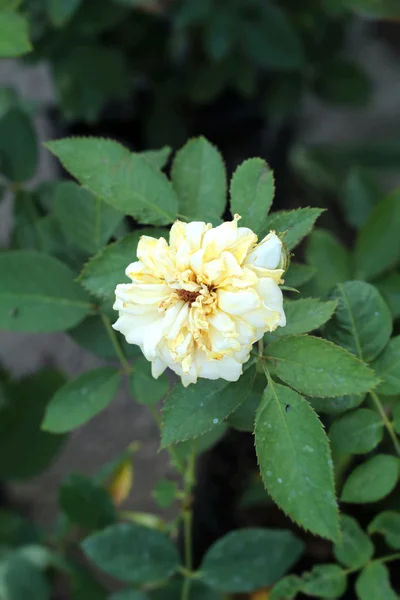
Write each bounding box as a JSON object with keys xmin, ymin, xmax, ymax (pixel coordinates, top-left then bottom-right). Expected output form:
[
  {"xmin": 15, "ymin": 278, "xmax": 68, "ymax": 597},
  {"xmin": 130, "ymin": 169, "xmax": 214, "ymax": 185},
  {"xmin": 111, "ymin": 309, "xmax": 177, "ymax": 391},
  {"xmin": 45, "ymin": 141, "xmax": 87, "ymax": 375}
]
[{"xmin": 107, "ymin": 459, "xmax": 133, "ymax": 506}]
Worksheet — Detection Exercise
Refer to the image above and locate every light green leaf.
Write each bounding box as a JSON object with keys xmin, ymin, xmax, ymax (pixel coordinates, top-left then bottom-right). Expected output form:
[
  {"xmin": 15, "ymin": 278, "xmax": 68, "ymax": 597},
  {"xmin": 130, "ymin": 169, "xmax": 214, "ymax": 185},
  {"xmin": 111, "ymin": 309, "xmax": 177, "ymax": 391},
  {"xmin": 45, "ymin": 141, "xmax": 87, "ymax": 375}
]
[
  {"xmin": 46, "ymin": 0, "xmax": 82, "ymax": 26},
  {"xmin": 0, "ymin": 107, "xmax": 38, "ymax": 181},
  {"xmin": 255, "ymin": 381, "xmax": 339, "ymax": 541},
  {"xmin": 284, "ymin": 263, "xmax": 317, "ymax": 289},
  {"xmin": 374, "ymin": 271, "xmax": 400, "ymax": 319},
  {"xmin": 0, "ymin": 369, "xmax": 66, "ymax": 480},
  {"xmin": 356, "ymin": 562, "xmax": 397, "ymax": 600},
  {"xmin": 266, "ymin": 335, "xmax": 378, "ymax": 397},
  {"xmin": 42, "ymin": 367, "xmax": 121, "ymax": 433},
  {"xmin": 171, "ymin": 136, "xmax": 226, "ymax": 222},
  {"xmin": 308, "ymin": 394, "xmax": 365, "ymax": 415},
  {"xmin": 324, "ymin": 281, "xmax": 392, "ymax": 362},
  {"xmin": 46, "ymin": 138, "xmax": 178, "ymax": 225},
  {"xmin": 371, "ymin": 336, "xmax": 400, "ymax": 396},
  {"xmin": 368, "ymin": 511, "xmax": 400, "ymax": 550},
  {"xmin": 271, "ymin": 298, "xmax": 337, "ymax": 337},
  {"xmin": 270, "ymin": 575, "xmax": 301, "ymax": 600},
  {"xmin": 199, "ymin": 528, "xmax": 304, "ymax": 592},
  {"xmin": 79, "ymin": 228, "xmax": 167, "ymax": 300},
  {"xmin": 0, "ymin": 555, "xmax": 50, "ymax": 600},
  {"xmin": 305, "ymin": 230, "xmax": 352, "ymax": 296},
  {"xmin": 0, "ymin": 250, "xmax": 91, "ymax": 332},
  {"xmin": 0, "ymin": 10, "xmax": 31, "ymax": 57},
  {"xmin": 161, "ymin": 365, "xmax": 256, "ymax": 447},
  {"xmin": 333, "ymin": 515, "xmax": 374, "ymax": 569},
  {"xmin": 341, "ymin": 454, "xmax": 399, "ymax": 503},
  {"xmin": 54, "ymin": 181, "xmax": 123, "ymax": 254},
  {"xmin": 152, "ymin": 480, "xmax": 177, "ymax": 509},
  {"xmin": 355, "ymin": 190, "xmax": 400, "ymax": 280},
  {"xmin": 140, "ymin": 146, "xmax": 171, "ymax": 170},
  {"xmin": 60, "ymin": 473, "xmax": 116, "ymax": 529},
  {"xmin": 329, "ymin": 408, "xmax": 384, "ymax": 455},
  {"xmin": 264, "ymin": 208, "xmax": 324, "ymax": 250},
  {"xmin": 130, "ymin": 357, "xmax": 169, "ymax": 406},
  {"xmin": 300, "ymin": 564, "xmax": 347, "ymax": 599},
  {"xmin": 229, "ymin": 158, "xmax": 274, "ymax": 233},
  {"xmin": 340, "ymin": 168, "xmax": 381, "ymax": 229},
  {"xmin": 82, "ymin": 523, "xmax": 180, "ymax": 583}
]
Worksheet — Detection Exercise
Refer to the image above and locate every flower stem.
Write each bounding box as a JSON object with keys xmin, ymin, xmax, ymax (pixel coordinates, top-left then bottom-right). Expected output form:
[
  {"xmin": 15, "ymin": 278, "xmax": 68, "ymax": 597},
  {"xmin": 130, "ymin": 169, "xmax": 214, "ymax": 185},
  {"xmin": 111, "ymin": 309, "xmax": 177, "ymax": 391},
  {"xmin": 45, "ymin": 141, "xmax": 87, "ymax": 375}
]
[
  {"xmin": 181, "ymin": 445, "xmax": 196, "ymax": 600},
  {"xmin": 370, "ymin": 390, "xmax": 400, "ymax": 456},
  {"xmin": 100, "ymin": 312, "xmax": 131, "ymax": 375}
]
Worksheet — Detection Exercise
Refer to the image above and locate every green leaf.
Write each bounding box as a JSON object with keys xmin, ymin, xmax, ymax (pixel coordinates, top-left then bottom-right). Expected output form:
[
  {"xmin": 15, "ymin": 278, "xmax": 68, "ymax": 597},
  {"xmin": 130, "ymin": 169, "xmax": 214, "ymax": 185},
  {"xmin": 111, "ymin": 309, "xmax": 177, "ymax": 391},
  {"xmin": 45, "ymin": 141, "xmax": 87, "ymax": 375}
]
[
  {"xmin": 255, "ymin": 381, "xmax": 339, "ymax": 541},
  {"xmin": 305, "ymin": 230, "xmax": 352, "ymax": 296},
  {"xmin": 374, "ymin": 271, "xmax": 400, "ymax": 319},
  {"xmin": 129, "ymin": 357, "xmax": 169, "ymax": 405},
  {"xmin": 356, "ymin": 562, "xmax": 397, "ymax": 600},
  {"xmin": 341, "ymin": 454, "xmax": 399, "ymax": 503},
  {"xmin": 0, "ymin": 10, "xmax": 31, "ymax": 57},
  {"xmin": 266, "ymin": 335, "xmax": 378, "ymax": 397},
  {"xmin": 0, "ymin": 555, "xmax": 50, "ymax": 600},
  {"xmin": 173, "ymin": 424, "xmax": 227, "ymax": 463},
  {"xmin": 284, "ymin": 263, "xmax": 317, "ymax": 289},
  {"xmin": 393, "ymin": 402, "xmax": 400, "ymax": 435},
  {"xmin": 229, "ymin": 158, "xmax": 274, "ymax": 233},
  {"xmin": 109, "ymin": 591, "xmax": 148, "ymax": 600},
  {"xmin": 82, "ymin": 523, "xmax": 180, "ymax": 583},
  {"xmin": 355, "ymin": 190, "xmax": 400, "ymax": 280},
  {"xmin": 0, "ymin": 509, "xmax": 39, "ymax": 547},
  {"xmin": 300, "ymin": 564, "xmax": 347, "ymax": 599},
  {"xmin": 239, "ymin": 5, "xmax": 304, "ymax": 70},
  {"xmin": 333, "ymin": 515, "xmax": 374, "ymax": 569},
  {"xmin": 171, "ymin": 136, "xmax": 226, "ymax": 222},
  {"xmin": 46, "ymin": 0, "xmax": 82, "ymax": 26},
  {"xmin": 69, "ymin": 562, "xmax": 108, "ymax": 600},
  {"xmin": 325, "ymin": 281, "xmax": 392, "ymax": 362},
  {"xmin": 152, "ymin": 480, "xmax": 177, "ymax": 509},
  {"xmin": 309, "ymin": 394, "xmax": 365, "ymax": 415},
  {"xmin": 227, "ymin": 373, "xmax": 265, "ymax": 432},
  {"xmin": 46, "ymin": 138, "xmax": 178, "ymax": 225},
  {"xmin": 264, "ymin": 208, "xmax": 324, "ymax": 250},
  {"xmin": 271, "ymin": 298, "xmax": 337, "ymax": 337},
  {"xmin": 270, "ymin": 575, "xmax": 301, "ymax": 600},
  {"xmin": 346, "ymin": 0, "xmax": 400, "ymax": 19},
  {"xmin": 79, "ymin": 228, "xmax": 167, "ymax": 300},
  {"xmin": 203, "ymin": 8, "xmax": 234, "ymax": 61},
  {"xmin": 161, "ymin": 365, "xmax": 256, "ymax": 447},
  {"xmin": 69, "ymin": 314, "xmax": 140, "ymax": 360},
  {"xmin": 314, "ymin": 58, "xmax": 371, "ymax": 107},
  {"xmin": 0, "ymin": 107, "xmax": 37, "ymax": 181},
  {"xmin": 199, "ymin": 528, "xmax": 304, "ymax": 592},
  {"xmin": 60, "ymin": 473, "xmax": 116, "ymax": 529},
  {"xmin": 149, "ymin": 580, "xmax": 221, "ymax": 600},
  {"xmin": 340, "ymin": 168, "xmax": 381, "ymax": 229},
  {"xmin": 371, "ymin": 336, "xmax": 400, "ymax": 396},
  {"xmin": 0, "ymin": 250, "xmax": 91, "ymax": 333},
  {"xmin": 368, "ymin": 511, "xmax": 400, "ymax": 550},
  {"xmin": 54, "ymin": 181, "xmax": 123, "ymax": 254},
  {"xmin": 0, "ymin": 369, "xmax": 66, "ymax": 480},
  {"xmin": 329, "ymin": 408, "xmax": 384, "ymax": 455},
  {"xmin": 42, "ymin": 367, "xmax": 121, "ymax": 433},
  {"xmin": 140, "ymin": 146, "xmax": 171, "ymax": 170}
]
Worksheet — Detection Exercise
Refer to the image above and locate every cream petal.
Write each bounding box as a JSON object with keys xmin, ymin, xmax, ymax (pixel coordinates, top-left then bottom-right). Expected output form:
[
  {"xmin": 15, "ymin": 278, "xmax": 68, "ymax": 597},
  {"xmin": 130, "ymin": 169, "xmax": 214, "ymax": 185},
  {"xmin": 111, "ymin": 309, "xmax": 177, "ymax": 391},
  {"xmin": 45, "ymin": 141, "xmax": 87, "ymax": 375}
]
[
  {"xmin": 185, "ymin": 221, "xmax": 210, "ymax": 250},
  {"xmin": 245, "ymin": 231, "xmax": 282, "ymax": 270},
  {"xmin": 195, "ymin": 351, "xmax": 243, "ymax": 382},
  {"xmin": 151, "ymin": 357, "xmax": 167, "ymax": 379},
  {"xmin": 217, "ymin": 288, "xmax": 261, "ymax": 316}
]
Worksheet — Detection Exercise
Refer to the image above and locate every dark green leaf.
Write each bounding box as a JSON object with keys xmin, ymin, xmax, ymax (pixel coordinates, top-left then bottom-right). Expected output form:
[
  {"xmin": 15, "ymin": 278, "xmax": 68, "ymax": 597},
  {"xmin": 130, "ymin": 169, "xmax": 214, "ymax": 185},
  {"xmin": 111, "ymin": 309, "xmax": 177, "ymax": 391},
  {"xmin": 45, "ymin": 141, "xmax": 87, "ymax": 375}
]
[
  {"xmin": 0, "ymin": 108, "xmax": 37, "ymax": 181},
  {"xmin": 69, "ymin": 314, "xmax": 140, "ymax": 360},
  {"xmin": 300, "ymin": 564, "xmax": 347, "ymax": 599},
  {"xmin": 271, "ymin": 298, "xmax": 337, "ymax": 337},
  {"xmin": 355, "ymin": 190, "xmax": 400, "ymax": 280},
  {"xmin": 305, "ymin": 230, "xmax": 352, "ymax": 296},
  {"xmin": 173, "ymin": 424, "xmax": 227, "ymax": 463},
  {"xmin": 0, "ymin": 555, "xmax": 50, "ymax": 600},
  {"xmin": 325, "ymin": 281, "xmax": 392, "ymax": 362},
  {"xmin": 0, "ymin": 250, "xmax": 91, "ymax": 332},
  {"xmin": 340, "ymin": 168, "xmax": 381, "ymax": 229},
  {"xmin": 308, "ymin": 394, "xmax": 365, "ymax": 415},
  {"xmin": 230, "ymin": 158, "xmax": 274, "ymax": 233},
  {"xmin": 46, "ymin": 0, "xmax": 82, "ymax": 26},
  {"xmin": 270, "ymin": 575, "xmax": 301, "ymax": 600},
  {"xmin": 371, "ymin": 336, "xmax": 400, "ymax": 396},
  {"xmin": 341, "ymin": 454, "xmax": 399, "ymax": 503},
  {"xmin": 203, "ymin": 9, "xmax": 234, "ymax": 61},
  {"xmin": 149, "ymin": 580, "xmax": 221, "ymax": 600},
  {"xmin": 329, "ymin": 408, "xmax": 383, "ymax": 455},
  {"xmin": 200, "ymin": 528, "xmax": 304, "ymax": 592},
  {"xmin": 152, "ymin": 480, "xmax": 177, "ymax": 509},
  {"xmin": 227, "ymin": 373, "xmax": 264, "ymax": 432},
  {"xmin": 255, "ymin": 381, "xmax": 339, "ymax": 541},
  {"xmin": 0, "ymin": 509, "xmax": 39, "ymax": 547},
  {"xmin": 264, "ymin": 208, "xmax": 324, "ymax": 250},
  {"xmin": 0, "ymin": 10, "xmax": 31, "ymax": 57},
  {"xmin": 284, "ymin": 263, "xmax": 317, "ymax": 289},
  {"xmin": 42, "ymin": 367, "xmax": 121, "ymax": 433},
  {"xmin": 109, "ymin": 591, "xmax": 148, "ymax": 600},
  {"xmin": 368, "ymin": 510, "xmax": 400, "ymax": 550},
  {"xmin": 54, "ymin": 181, "xmax": 123, "ymax": 254},
  {"xmin": 333, "ymin": 515, "xmax": 374, "ymax": 569},
  {"xmin": 82, "ymin": 523, "xmax": 180, "ymax": 583},
  {"xmin": 130, "ymin": 357, "xmax": 169, "ymax": 405},
  {"xmin": 314, "ymin": 59, "xmax": 371, "ymax": 106},
  {"xmin": 356, "ymin": 562, "xmax": 397, "ymax": 600},
  {"xmin": 46, "ymin": 138, "xmax": 178, "ymax": 225},
  {"xmin": 161, "ymin": 365, "xmax": 256, "ymax": 447},
  {"xmin": 266, "ymin": 335, "xmax": 378, "ymax": 397},
  {"xmin": 60, "ymin": 473, "xmax": 116, "ymax": 529},
  {"xmin": 171, "ymin": 136, "xmax": 226, "ymax": 222},
  {"xmin": 374, "ymin": 271, "xmax": 400, "ymax": 319}
]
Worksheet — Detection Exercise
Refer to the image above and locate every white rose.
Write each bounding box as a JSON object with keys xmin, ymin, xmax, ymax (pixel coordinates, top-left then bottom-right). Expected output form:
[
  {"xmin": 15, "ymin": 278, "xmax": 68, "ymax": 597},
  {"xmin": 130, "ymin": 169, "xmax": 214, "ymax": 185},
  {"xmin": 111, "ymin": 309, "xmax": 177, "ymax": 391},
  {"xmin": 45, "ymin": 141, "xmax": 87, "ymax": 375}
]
[{"xmin": 113, "ymin": 215, "xmax": 286, "ymax": 387}]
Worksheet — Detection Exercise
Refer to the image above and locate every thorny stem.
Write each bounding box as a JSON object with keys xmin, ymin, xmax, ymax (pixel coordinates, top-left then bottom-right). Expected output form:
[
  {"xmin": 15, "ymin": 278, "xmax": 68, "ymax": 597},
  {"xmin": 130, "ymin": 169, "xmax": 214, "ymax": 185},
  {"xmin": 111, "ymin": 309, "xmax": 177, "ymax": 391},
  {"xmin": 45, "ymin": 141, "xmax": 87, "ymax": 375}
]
[
  {"xmin": 100, "ymin": 312, "xmax": 132, "ymax": 375},
  {"xmin": 181, "ymin": 444, "xmax": 196, "ymax": 600},
  {"xmin": 370, "ymin": 390, "xmax": 400, "ymax": 457}
]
